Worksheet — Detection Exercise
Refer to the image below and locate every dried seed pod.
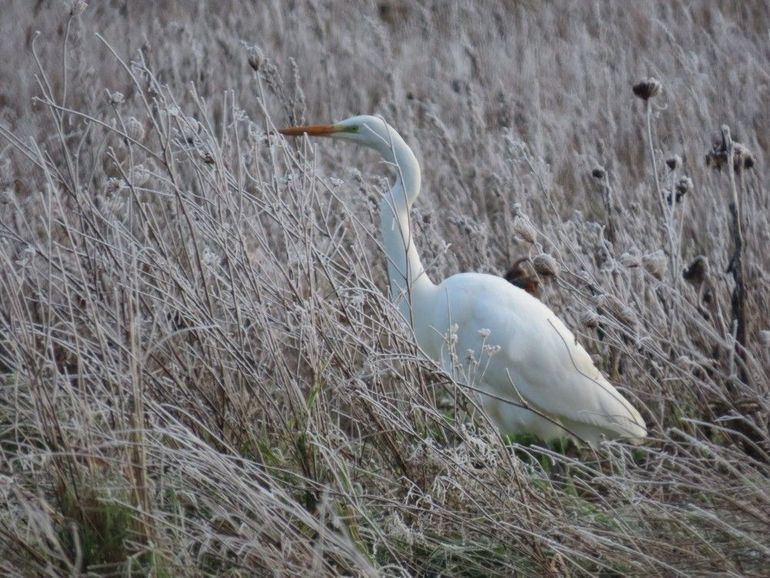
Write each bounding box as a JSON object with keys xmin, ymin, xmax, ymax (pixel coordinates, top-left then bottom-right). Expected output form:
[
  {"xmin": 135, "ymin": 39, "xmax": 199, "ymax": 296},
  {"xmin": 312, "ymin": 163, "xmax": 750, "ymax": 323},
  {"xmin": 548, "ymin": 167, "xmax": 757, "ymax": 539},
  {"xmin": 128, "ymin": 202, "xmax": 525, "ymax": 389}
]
[
  {"xmin": 674, "ymin": 176, "xmax": 693, "ymax": 201},
  {"xmin": 732, "ymin": 142, "xmax": 755, "ymax": 171},
  {"xmin": 246, "ymin": 44, "xmax": 264, "ymax": 71},
  {"xmin": 108, "ymin": 90, "xmax": 125, "ymax": 105},
  {"xmin": 104, "ymin": 177, "xmax": 122, "ymax": 195},
  {"xmin": 504, "ymin": 258, "xmax": 541, "ymax": 297},
  {"xmin": 598, "ymin": 294, "xmax": 639, "ymax": 328},
  {"xmin": 642, "ymin": 250, "xmax": 668, "ymax": 280},
  {"xmin": 632, "ymin": 77, "xmax": 662, "ymax": 100},
  {"xmin": 706, "ymin": 139, "xmax": 755, "ymax": 173},
  {"xmin": 532, "ymin": 253, "xmax": 560, "ymax": 277},
  {"xmin": 683, "ymin": 255, "xmax": 709, "ymax": 285},
  {"xmin": 513, "ymin": 215, "xmax": 537, "ymax": 244},
  {"xmin": 71, "ymin": 0, "xmax": 87, "ymax": 16},
  {"xmin": 126, "ymin": 116, "xmax": 145, "ymax": 141},
  {"xmin": 580, "ymin": 309, "xmax": 599, "ymax": 329},
  {"xmin": 666, "ymin": 155, "xmax": 682, "ymax": 171},
  {"xmin": 128, "ymin": 164, "xmax": 151, "ymax": 188}
]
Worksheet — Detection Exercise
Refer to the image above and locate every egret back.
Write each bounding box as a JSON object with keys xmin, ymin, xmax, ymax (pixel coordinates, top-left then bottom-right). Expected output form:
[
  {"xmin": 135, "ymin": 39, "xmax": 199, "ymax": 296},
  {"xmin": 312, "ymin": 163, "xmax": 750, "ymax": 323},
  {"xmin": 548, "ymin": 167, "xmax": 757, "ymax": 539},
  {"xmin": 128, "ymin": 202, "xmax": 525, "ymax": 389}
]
[{"xmin": 418, "ymin": 272, "xmax": 647, "ymax": 445}]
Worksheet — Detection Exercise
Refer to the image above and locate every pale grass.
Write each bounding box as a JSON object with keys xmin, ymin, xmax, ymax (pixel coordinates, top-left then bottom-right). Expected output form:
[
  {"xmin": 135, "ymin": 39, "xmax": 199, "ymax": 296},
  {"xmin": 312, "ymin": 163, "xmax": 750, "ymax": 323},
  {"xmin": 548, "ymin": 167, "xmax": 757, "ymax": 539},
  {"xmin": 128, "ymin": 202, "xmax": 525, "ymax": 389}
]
[{"xmin": 0, "ymin": 1, "xmax": 768, "ymax": 576}]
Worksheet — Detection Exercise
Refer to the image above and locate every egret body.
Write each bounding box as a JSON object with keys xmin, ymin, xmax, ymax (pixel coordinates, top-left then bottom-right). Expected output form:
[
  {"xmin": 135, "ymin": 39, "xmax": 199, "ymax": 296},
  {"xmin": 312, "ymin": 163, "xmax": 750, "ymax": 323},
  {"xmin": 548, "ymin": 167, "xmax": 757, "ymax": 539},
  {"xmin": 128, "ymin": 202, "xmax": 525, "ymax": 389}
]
[{"xmin": 279, "ymin": 115, "xmax": 646, "ymax": 445}]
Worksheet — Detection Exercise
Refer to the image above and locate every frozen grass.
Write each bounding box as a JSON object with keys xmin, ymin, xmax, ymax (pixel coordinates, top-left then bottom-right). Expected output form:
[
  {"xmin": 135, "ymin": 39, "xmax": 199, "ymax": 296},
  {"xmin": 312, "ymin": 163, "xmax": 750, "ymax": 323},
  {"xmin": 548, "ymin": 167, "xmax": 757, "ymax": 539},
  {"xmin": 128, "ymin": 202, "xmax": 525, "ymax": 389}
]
[{"xmin": 0, "ymin": 1, "xmax": 768, "ymax": 575}]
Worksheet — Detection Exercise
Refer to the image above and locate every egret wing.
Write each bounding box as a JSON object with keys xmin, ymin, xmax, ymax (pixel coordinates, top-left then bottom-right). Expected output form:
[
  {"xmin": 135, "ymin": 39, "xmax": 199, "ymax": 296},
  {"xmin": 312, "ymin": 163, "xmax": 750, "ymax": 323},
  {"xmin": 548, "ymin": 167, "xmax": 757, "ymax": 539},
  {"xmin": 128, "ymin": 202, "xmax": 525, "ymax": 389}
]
[{"xmin": 434, "ymin": 273, "xmax": 646, "ymax": 441}]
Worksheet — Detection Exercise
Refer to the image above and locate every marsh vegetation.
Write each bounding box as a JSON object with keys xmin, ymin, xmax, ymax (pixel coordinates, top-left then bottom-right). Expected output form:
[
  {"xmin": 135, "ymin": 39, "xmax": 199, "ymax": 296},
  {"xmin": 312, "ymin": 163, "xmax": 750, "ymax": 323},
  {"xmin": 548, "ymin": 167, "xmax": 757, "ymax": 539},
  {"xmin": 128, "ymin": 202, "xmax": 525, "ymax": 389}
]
[{"xmin": 0, "ymin": 1, "xmax": 768, "ymax": 575}]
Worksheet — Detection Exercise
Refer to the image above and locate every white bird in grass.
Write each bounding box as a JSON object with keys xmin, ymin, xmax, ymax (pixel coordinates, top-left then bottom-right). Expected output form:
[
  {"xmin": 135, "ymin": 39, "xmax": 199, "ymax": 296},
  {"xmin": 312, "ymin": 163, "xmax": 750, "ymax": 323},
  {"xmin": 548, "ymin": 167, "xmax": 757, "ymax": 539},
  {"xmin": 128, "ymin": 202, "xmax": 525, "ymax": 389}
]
[{"xmin": 279, "ymin": 115, "xmax": 646, "ymax": 446}]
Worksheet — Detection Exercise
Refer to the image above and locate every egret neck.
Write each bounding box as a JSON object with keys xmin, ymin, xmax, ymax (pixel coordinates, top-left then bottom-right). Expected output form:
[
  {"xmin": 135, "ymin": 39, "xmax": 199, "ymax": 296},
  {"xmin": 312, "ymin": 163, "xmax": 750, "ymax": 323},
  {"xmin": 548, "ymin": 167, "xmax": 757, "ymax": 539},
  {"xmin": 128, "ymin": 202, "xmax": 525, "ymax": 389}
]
[{"xmin": 376, "ymin": 132, "xmax": 436, "ymax": 327}]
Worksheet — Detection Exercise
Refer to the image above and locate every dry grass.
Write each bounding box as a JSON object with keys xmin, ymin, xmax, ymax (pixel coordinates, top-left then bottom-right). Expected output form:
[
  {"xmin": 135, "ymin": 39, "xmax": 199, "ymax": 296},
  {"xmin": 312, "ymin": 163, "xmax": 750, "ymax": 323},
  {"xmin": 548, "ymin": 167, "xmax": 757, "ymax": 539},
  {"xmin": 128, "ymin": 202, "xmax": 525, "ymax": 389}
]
[{"xmin": 0, "ymin": 1, "xmax": 768, "ymax": 576}]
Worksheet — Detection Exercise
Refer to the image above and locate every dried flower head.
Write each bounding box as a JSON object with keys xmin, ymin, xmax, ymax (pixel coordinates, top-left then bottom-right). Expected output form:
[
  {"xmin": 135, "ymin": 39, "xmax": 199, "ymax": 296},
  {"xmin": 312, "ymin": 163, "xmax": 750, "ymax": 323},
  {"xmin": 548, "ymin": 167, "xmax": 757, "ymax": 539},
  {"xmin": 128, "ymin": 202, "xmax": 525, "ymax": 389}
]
[
  {"xmin": 705, "ymin": 130, "xmax": 755, "ymax": 173},
  {"xmin": 513, "ymin": 215, "xmax": 537, "ymax": 244},
  {"xmin": 246, "ymin": 44, "xmax": 264, "ymax": 72},
  {"xmin": 674, "ymin": 176, "xmax": 693, "ymax": 202},
  {"xmin": 503, "ymin": 257, "xmax": 541, "ymax": 297},
  {"xmin": 683, "ymin": 255, "xmax": 709, "ymax": 286},
  {"xmin": 580, "ymin": 309, "xmax": 599, "ymax": 329},
  {"xmin": 632, "ymin": 77, "xmax": 662, "ymax": 100},
  {"xmin": 128, "ymin": 164, "xmax": 151, "ymax": 188},
  {"xmin": 666, "ymin": 155, "xmax": 682, "ymax": 171},
  {"xmin": 104, "ymin": 177, "xmax": 123, "ymax": 195},
  {"xmin": 108, "ymin": 90, "xmax": 125, "ymax": 105},
  {"xmin": 642, "ymin": 250, "xmax": 668, "ymax": 280},
  {"xmin": 71, "ymin": 0, "xmax": 87, "ymax": 16},
  {"xmin": 598, "ymin": 294, "xmax": 639, "ymax": 328},
  {"xmin": 532, "ymin": 253, "xmax": 560, "ymax": 278},
  {"xmin": 126, "ymin": 116, "xmax": 145, "ymax": 141}
]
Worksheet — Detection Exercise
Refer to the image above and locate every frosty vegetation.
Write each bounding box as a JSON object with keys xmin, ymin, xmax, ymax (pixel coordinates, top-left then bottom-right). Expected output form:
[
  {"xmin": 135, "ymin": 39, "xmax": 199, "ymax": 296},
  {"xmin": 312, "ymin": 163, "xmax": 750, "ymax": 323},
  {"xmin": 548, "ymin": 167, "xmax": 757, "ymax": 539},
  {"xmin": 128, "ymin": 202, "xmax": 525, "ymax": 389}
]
[{"xmin": 0, "ymin": 1, "xmax": 768, "ymax": 575}]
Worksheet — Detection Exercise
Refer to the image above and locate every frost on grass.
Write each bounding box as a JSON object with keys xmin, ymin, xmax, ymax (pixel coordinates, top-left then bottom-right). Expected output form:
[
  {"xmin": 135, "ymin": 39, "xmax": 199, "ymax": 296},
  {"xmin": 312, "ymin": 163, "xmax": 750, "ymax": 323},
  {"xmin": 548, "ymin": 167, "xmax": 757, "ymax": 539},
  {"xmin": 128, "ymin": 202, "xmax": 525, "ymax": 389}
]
[{"xmin": 0, "ymin": 1, "xmax": 768, "ymax": 576}]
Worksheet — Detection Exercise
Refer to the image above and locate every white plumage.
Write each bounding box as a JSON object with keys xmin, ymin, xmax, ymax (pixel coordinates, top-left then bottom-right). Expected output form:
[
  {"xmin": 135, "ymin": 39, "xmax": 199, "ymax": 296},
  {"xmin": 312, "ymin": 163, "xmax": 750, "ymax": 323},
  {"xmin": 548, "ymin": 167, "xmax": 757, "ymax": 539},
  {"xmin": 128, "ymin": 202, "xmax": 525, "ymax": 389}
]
[{"xmin": 280, "ymin": 115, "xmax": 646, "ymax": 446}]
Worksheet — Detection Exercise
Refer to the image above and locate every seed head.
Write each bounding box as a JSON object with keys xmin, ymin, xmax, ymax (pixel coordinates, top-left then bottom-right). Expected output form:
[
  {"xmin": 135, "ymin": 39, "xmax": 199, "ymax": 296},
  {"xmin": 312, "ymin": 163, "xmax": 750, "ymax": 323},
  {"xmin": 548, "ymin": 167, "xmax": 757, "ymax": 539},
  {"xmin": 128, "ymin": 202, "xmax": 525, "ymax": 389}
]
[
  {"xmin": 666, "ymin": 155, "xmax": 682, "ymax": 171},
  {"xmin": 108, "ymin": 90, "xmax": 125, "ymax": 106},
  {"xmin": 580, "ymin": 309, "xmax": 599, "ymax": 329},
  {"xmin": 632, "ymin": 77, "xmax": 662, "ymax": 100},
  {"xmin": 126, "ymin": 116, "xmax": 145, "ymax": 141},
  {"xmin": 733, "ymin": 142, "xmax": 756, "ymax": 171},
  {"xmin": 71, "ymin": 0, "xmax": 87, "ymax": 16},
  {"xmin": 674, "ymin": 176, "xmax": 693, "ymax": 202},
  {"xmin": 104, "ymin": 177, "xmax": 122, "ymax": 195},
  {"xmin": 513, "ymin": 215, "xmax": 537, "ymax": 244},
  {"xmin": 642, "ymin": 250, "xmax": 668, "ymax": 280},
  {"xmin": 706, "ymin": 135, "xmax": 755, "ymax": 173},
  {"xmin": 482, "ymin": 344, "xmax": 501, "ymax": 356},
  {"xmin": 128, "ymin": 164, "xmax": 151, "ymax": 188},
  {"xmin": 532, "ymin": 253, "xmax": 560, "ymax": 278},
  {"xmin": 246, "ymin": 44, "xmax": 264, "ymax": 72},
  {"xmin": 683, "ymin": 255, "xmax": 709, "ymax": 285},
  {"xmin": 504, "ymin": 257, "xmax": 541, "ymax": 297},
  {"xmin": 598, "ymin": 294, "xmax": 639, "ymax": 328}
]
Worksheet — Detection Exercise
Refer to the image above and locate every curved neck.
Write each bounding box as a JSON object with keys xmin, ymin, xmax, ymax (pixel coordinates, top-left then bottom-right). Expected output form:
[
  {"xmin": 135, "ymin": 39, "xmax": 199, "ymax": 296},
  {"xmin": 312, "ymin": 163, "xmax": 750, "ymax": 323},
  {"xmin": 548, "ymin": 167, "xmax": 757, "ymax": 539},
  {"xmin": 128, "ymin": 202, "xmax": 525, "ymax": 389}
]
[{"xmin": 377, "ymin": 138, "xmax": 435, "ymax": 322}]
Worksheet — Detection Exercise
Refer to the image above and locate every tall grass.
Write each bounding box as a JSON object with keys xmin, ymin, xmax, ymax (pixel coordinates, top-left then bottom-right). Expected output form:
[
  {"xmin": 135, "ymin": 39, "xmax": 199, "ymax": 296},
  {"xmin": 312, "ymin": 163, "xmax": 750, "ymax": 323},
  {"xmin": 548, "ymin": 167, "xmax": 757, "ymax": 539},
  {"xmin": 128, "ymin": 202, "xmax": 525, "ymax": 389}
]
[{"xmin": 0, "ymin": 1, "xmax": 768, "ymax": 575}]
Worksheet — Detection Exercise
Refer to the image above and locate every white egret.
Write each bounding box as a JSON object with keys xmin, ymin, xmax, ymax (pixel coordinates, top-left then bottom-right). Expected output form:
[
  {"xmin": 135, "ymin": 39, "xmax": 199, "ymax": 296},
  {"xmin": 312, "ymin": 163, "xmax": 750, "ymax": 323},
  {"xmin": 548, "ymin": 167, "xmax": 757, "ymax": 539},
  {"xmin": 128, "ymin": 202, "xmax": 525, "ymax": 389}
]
[{"xmin": 279, "ymin": 115, "xmax": 646, "ymax": 445}]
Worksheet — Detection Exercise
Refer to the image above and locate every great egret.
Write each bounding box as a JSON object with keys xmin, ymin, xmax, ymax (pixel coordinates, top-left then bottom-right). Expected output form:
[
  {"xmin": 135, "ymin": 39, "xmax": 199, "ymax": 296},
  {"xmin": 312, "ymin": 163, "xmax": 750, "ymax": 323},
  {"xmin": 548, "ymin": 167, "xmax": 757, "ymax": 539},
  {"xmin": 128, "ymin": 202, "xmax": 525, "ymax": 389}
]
[{"xmin": 279, "ymin": 115, "xmax": 647, "ymax": 445}]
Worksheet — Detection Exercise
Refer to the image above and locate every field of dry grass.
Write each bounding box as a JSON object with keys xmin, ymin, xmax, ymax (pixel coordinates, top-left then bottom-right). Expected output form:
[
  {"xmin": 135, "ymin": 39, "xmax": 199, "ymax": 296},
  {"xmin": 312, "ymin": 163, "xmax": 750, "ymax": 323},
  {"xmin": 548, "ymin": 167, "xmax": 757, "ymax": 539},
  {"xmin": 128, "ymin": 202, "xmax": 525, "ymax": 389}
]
[{"xmin": 1, "ymin": 1, "xmax": 768, "ymax": 575}]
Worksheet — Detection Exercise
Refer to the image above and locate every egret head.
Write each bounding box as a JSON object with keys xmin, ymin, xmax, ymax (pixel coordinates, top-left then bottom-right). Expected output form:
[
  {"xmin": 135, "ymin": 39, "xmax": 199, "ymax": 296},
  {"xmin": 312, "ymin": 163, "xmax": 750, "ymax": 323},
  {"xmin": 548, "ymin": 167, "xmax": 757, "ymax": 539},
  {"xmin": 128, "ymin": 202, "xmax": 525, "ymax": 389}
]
[
  {"xmin": 279, "ymin": 114, "xmax": 421, "ymax": 206},
  {"xmin": 279, "ymin": 115, "xmax": 400, "ymax": 157}
]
